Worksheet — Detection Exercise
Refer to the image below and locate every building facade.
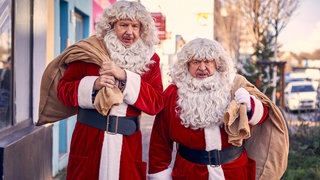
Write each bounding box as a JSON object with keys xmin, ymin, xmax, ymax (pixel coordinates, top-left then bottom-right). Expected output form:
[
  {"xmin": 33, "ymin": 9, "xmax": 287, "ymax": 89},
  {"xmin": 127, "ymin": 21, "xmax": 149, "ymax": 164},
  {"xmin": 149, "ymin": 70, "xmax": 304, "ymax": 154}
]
[
  {"xmin": 0, "ymin": 0, "xmax": 114, "ymax": 179},
  {"xmin": 0, "ymin": 0, "xmax": 52, "ymax": 179}
]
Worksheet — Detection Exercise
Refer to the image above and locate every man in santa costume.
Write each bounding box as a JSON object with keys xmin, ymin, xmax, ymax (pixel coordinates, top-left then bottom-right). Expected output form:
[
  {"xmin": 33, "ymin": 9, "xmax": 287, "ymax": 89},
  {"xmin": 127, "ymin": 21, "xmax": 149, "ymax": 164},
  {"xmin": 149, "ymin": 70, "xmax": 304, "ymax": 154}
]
[
  {"xmin": 148, "ymin": 38, "xmax": 288, "ymax": 180},
  {"xmin": 53, "ymin": 1, "xmax": 163, "ymax": 179}
]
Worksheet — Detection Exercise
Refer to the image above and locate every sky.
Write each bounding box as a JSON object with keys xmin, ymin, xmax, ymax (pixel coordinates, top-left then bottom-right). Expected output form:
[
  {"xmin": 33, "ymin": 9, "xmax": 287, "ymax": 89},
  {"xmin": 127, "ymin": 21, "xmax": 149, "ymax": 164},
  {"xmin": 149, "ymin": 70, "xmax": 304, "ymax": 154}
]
[
  {"xmin": 141, "ymin": 0, "xmax": 320, "ymax": 54},
  {"xmin": 278, "ymin": 0, "xmax": 320, "ymax": 53}
]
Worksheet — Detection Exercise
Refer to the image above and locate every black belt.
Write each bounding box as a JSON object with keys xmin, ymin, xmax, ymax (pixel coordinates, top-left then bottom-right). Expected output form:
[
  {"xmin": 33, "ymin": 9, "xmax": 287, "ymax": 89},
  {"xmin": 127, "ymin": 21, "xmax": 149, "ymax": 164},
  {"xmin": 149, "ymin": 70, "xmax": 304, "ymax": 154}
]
[
  {"xmin": 178, "ymin": 144, "xmax": 244, "ymax": 166},
  {"xmin": 77, "ymin": 108, "xmax": 139, "ymax": 136}
]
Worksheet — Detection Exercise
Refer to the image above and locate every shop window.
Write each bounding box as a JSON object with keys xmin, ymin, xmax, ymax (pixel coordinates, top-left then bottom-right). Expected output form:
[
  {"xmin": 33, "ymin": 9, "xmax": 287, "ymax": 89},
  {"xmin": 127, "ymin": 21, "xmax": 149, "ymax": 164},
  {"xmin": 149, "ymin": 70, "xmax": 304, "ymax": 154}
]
[
  {"xmin": 0, "ymin": 0, "xmax": 12, "ymax": 129},
  {"xmin": 0, "ymin": 0, "xmax": 32, "ymax": 132}
]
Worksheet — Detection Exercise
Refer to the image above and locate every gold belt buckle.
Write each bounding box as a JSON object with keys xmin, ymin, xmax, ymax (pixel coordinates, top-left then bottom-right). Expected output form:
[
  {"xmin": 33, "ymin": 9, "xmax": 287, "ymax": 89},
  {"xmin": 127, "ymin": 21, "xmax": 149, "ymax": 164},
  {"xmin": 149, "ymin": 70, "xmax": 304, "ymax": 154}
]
[
  {"xmin": 208, "ymin": 150, "xmax": 221, "ymax": 167},
  {"xmin": 106, "ymin": 116, "xmax": 118, "ymax": 135}
]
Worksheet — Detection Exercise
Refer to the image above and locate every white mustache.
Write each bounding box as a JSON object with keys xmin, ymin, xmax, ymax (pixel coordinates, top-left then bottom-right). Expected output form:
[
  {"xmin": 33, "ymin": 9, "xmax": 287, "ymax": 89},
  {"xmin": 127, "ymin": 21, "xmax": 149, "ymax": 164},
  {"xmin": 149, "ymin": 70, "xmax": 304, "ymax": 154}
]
[
  {"xmin": 123, "ymin": 35, "xmax": 133, "ymax": 40},
  {"xmin": 196, "ymin": 70, "xmax": 209, "ymax": 75}
]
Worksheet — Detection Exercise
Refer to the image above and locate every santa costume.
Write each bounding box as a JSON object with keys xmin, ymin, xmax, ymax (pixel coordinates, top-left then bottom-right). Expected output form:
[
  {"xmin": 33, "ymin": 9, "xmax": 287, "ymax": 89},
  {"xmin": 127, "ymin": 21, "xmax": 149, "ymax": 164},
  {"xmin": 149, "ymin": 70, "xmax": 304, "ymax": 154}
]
[
  {"xmin": 57, "ymin": 31, "xmax": 163, "ymax": 180},
  {"xmin": 148, "ymin": 76, "xmax": 268, "ymax": 180},
  {"xmin": 148, "ymin": 38, "xmax": 287, "ymax": 180}
]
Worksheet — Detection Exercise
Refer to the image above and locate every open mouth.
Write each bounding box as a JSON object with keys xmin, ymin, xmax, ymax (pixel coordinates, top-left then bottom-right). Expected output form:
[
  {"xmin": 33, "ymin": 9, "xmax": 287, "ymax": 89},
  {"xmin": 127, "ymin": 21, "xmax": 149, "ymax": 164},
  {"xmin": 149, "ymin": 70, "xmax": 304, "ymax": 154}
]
[{"xmin": 196, "ymin": 73, "xmax": 208, "ymax": 78}]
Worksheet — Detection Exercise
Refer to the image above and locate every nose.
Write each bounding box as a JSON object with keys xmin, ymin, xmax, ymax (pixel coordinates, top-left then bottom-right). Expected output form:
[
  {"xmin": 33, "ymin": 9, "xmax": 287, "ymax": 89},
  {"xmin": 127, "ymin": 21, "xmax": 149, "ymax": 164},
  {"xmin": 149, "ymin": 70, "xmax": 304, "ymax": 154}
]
[
  {"xmin": 126, "ymin": 25, "xmax": 133, "ymax": 34},
  {"xmin": 198, "ymin": 61, "xmax": 207, "ymax": 70}
]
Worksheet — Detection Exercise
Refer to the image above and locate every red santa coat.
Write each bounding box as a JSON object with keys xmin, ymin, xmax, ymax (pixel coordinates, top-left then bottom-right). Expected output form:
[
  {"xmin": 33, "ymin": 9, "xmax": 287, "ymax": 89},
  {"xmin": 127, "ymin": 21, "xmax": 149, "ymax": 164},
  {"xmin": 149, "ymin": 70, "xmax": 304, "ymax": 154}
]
[
  {"xmin": 148, "ymin": 84, "xmax": 268, "ymax": 180},
  {"xmin": 57, "ymin": 53, "xmax": 163, "ymax": 180}
]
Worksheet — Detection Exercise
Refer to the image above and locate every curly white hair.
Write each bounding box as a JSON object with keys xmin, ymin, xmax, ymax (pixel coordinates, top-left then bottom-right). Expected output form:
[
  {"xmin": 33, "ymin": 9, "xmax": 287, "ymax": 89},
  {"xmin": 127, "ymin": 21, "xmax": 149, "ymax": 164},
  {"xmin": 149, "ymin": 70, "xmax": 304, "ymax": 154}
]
[
  {"xmin": 95, "ymin": 1, "xmax": 159, "ymax": 47},
  {"xmin": 170, "ymin": 38, "xmax": 235, "ymax": 84}
]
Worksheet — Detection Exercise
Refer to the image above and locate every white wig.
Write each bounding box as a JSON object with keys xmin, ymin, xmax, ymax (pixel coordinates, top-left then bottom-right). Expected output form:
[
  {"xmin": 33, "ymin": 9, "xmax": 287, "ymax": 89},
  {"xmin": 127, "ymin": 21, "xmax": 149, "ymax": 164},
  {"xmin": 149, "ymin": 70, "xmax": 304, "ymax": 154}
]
[
  {"xmin": 170, "ymin": 38, "xmax": 235, "ymax": 84},
  {"xmin": 170, "ymin": 38, "xmax": 236, "ymax": 129},
  {"xmin": 95, "ymin": 1, "xmax": 159, "ymax": 47}
]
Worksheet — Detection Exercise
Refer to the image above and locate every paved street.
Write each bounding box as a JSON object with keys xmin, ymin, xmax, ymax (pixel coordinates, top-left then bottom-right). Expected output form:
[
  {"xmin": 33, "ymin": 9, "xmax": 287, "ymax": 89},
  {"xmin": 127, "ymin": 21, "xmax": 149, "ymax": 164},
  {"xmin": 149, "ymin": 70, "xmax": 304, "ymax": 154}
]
[{"xmin": 141, "ymin": 114, "xmax": 156, "ymax": 163}]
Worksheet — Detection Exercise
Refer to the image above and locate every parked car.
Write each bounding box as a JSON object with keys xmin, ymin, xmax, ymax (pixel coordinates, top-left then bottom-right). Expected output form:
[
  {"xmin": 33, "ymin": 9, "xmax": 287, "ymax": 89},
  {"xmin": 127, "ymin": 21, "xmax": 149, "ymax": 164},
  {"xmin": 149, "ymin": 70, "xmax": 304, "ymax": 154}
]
[
  {"xmin": 285, "ymin": 77, "xmax": 310, "ymax": 86},
  {"xmin": 284, "ymin": 81, "xmax": 318, "ymax": 112}
]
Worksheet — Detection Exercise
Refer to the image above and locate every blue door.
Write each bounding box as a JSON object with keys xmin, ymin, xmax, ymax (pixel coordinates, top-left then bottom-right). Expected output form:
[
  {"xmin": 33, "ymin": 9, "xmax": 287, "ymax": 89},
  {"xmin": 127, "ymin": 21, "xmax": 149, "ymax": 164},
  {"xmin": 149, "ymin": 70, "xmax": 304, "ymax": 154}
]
[{"xmin": 58, "ymin": 0, "xmax": 68, "ymax": 155}]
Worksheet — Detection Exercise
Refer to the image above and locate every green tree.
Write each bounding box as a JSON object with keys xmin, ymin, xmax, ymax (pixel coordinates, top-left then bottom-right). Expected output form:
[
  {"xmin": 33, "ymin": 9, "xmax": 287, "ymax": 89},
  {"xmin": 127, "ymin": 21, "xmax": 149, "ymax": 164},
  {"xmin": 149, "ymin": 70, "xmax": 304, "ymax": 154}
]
[{"xmin": 239, "ymin": 30, "xmax": 275, "ymax": 97}]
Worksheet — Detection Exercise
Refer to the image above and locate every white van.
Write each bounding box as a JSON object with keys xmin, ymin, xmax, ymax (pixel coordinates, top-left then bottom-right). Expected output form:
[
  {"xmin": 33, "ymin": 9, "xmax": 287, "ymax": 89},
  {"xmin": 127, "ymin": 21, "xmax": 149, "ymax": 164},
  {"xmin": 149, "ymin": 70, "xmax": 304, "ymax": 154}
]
[{"xmin": 284, "ymin": 81, "xmax": 318, "ymax": 112}]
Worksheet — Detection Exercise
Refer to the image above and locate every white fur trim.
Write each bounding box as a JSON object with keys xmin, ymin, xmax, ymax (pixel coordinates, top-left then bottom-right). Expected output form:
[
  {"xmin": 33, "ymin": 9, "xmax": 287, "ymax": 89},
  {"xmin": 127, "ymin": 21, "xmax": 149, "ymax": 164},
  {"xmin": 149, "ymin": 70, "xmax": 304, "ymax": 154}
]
[
  {"xmin": 99, "ymin": 133, "xmax": 123, "ymax": 180},
  {"xmin": 204, "ymin": 126, "xmax": 221, "ymax": 150},
  {"xmin": 204, "ymin": 126, "xmax": 225, "ymax": 179},
  {"xmin": 109, "ymin": 103, "xmax": 128, "ymax": 116},
  {"xmin": 147, "ymin": 168, "xmax": 172, "ymax": 180},
  {"xmin": 249, "ymin": 95, "xmax": 264, "ymax": 125},
  {"xmin": 123, "ymin": 70, "xmax": 141, "ymax": 105},
  {"xmin": 207, "ymin": 166, "xmax": 225, "ymax": 180},
  {"xmin": 78, "ymin": 76, "xmax": 98, "ymax": 109}
]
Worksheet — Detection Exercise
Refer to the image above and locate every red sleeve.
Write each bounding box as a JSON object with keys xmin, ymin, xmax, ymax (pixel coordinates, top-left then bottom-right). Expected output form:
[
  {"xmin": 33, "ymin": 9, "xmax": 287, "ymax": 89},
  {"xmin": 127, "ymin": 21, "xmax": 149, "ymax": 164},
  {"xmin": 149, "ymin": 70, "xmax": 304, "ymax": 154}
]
[
  {"xmin": 57, "ymin": 61, "xmax": 99, "ymax": 107},
  {"xmin": 132, "ymin": 53, "xmax": 164, "ymax": 115},
  {"xmin": 148, "ymin": 85, "xmax": 175, "ymax": 174}
]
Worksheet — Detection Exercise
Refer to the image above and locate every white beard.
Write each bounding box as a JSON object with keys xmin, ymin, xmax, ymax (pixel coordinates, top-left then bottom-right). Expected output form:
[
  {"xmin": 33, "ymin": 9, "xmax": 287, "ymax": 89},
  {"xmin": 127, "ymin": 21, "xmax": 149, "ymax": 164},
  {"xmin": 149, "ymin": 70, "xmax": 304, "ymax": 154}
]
[
  {"xmin": 103, "ymin": 32, "xmax": 155, "ymax": 75},
  {"xmin": 175, "ymin": 72, "xmax": 232, "ymax": 130}
]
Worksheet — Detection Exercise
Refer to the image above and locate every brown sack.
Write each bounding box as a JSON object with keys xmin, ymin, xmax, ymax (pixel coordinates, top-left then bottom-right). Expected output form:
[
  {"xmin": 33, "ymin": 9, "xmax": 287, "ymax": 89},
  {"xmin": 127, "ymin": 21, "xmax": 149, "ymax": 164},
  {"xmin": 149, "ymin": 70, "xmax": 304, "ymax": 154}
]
[
  {"xmin": 36, "ymin": 35, "xmax": 123, "ymax": 125},
  {"xmin": 94, "ymin": 86, "xmax": 123, "ymax": 116},
  {"xmin": 225, "ymin": 74, "xmax": 289, "ymax": 180},
  {"xmin": 224, "ymin": 101, "xmax": 251, "ymax": 147}
]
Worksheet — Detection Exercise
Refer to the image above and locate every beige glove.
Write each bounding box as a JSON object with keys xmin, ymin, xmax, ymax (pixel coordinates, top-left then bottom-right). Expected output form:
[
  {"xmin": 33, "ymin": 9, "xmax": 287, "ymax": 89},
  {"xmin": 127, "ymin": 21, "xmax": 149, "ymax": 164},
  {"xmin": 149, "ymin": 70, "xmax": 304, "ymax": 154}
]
[{"xmin": 223, "ymin": 100, "xmax": 251, "ymax": 146}]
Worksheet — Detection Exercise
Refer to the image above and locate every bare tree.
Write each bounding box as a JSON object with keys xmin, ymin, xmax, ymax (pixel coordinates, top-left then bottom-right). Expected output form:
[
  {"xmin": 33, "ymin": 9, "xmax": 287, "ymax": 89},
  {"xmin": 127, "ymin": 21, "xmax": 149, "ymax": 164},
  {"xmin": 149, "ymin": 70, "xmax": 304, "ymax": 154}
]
[
  {"xmin": 215, "ymin": 0, "xmax": 300, "ymax": 102},
  {"xmin": 269, "ymin": 0, "xmax": 299, "ymax": 57},
  {"xmin": 214, "ymin": 0, "xmax": 242, "ymax": 62},
  {"xmin": 239, "ymin": 0, "xmax": 300, "ymax": 102},
  {"xmin": 268, "ymin": 0, "xmax": 300, "ymax": 102},
  {"xmin": 241, "ymin": 0, "xmax": 272, "ymax": 61},
  {"xmin": 311, "ymin": 49, "xmax": 320, "ymax": 59},
  {"xmin": 299, "ymin": 50, "xmax": 320, "ymax": 60},
  {"xmin": 216, "ymin": 0, "xmax": 300, "ymax": 61}
]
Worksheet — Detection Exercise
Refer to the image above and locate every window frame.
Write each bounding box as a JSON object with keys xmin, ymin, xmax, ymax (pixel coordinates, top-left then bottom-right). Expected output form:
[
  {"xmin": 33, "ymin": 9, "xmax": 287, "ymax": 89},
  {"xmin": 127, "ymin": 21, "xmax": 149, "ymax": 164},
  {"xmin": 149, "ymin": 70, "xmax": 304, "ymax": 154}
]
[{"xmin": 0, "ymin": 0, "xmax": 34, "ymax": 136}]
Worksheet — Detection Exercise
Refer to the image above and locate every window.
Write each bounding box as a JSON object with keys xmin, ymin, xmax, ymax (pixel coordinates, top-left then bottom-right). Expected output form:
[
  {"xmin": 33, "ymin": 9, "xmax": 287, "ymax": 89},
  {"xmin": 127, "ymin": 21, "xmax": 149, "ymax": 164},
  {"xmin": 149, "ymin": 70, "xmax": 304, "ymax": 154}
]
[
  {"xmin": 291, "ymin": 85, "xmax": 315, "ymax": 93},
  {"xmin": 0, "ymin": 0, "xmax": 12, "ymax": 129},
  {"xmin": 75, "ymin": 12, "xmax": 84, "ymax": 42},
  {"xmin": 0, "ymin": 0, "xmax": 33, "ymax": 132}
]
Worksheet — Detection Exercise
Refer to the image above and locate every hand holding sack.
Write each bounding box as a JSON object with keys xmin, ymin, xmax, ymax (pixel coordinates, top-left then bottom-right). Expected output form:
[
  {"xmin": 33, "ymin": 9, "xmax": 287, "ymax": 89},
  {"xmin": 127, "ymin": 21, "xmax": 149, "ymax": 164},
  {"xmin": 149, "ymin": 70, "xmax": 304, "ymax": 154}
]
[
  {"xmin": 94, "ymin": 86, "xmax": 123, "ymax": 115},
  {"xmin": 235, "ymin": 87, "xmax": 251, "ymax": 111}
]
